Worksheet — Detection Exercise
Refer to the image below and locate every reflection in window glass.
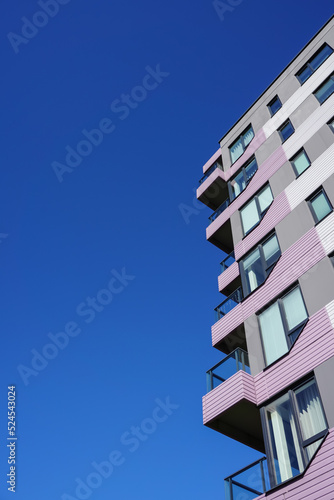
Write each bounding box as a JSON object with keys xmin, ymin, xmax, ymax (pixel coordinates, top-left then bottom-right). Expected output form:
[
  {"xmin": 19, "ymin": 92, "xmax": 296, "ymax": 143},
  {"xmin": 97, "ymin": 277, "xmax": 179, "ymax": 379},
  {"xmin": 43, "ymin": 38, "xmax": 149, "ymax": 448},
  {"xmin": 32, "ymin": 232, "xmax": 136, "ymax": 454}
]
[
  {"xmin": 296, "ymin": 44, "xmax": 333, "ymax": 84},
  {"xmin": 279, "ymin": 120, "xmax": 295, "ymax": 142},
  {"xmin": 291, "ymin": 150, "xmax": 311, "ymax": 176},
  {"xmin": 268, "ymin": 96, "xmax": 282, "ymax": 116},
  {"xmin": 314, "ymin": 75, "xmax": 334, "ymax": 104},
  {"xmin": 240, "ymin": 184, "xmax": 273, "ymax": 235},
  {"xmin": 309, "ymin": 190, "xmax": 333, "ymax": 223},
  {"xmin": 229, "ymin": 158, "xmax": 258, "ymax": 201},
  {"xmin": 259, "ymin": 286, "xmax": 308, "ymax": 365},
  {"xmin": 229, "ymin": 126, "xmax": 255, "ymax": 163},
  {"xmin": 260, "ymin": 303, "xmax": 288, "ymax": 365}
]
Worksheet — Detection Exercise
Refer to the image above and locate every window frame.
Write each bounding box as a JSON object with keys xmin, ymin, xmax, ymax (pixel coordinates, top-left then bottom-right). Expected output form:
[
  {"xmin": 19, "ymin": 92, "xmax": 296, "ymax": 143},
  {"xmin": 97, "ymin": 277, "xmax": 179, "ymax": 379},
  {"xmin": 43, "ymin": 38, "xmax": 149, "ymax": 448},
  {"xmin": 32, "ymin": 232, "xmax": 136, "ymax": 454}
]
[
  {"xmin": 290, "ymin": 148, "xmax": 311, "ymax": 178},
  {"xmin": 278, "ymin": 119, "xmax": 295, "ymax": 143},
  {"xmin": 258, "ymin": 285, "xmax": 309, "ymax": 367},
  {"xmin": 228, "ymin": 125, "xmax": 254, "ymax": 164},
  {"xmin": 328, "ymin": 116, "xmax": 334, "ymax": 133},
  {"xmin": 295, "ymin": 43, "xmax": 333, "ymax": 85},
  {"xmin": 313, "ymin": 73, "xmax": 334, "ymax": 104},
  {"xmin": 227, "ymin": 156, "xmax": 258, "ymax": 201},
  {"xmin": 267, "ymin": 95, "xmax": 282, "ymax": 116},
  {"xmin": 307, "ymin": 187, "xmax": 333, "ymax": 224},
  {"xmin": 239, "ymin": 232, "xmax": 281, "ymax": 298},
  {"xmin": 240, "ymin": 183, "xmax": 274, "ymax": 236},
  {"xmin": 261, "ymin": 377, "xmax": 328, "ymax": 490}
]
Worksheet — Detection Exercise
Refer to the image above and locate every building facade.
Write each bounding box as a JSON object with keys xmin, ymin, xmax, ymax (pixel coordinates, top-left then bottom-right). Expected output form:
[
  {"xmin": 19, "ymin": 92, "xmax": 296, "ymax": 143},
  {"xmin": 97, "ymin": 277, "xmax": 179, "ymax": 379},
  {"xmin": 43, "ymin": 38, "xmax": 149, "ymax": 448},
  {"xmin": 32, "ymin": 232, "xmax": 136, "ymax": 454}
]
[{"xmin": 197, "ymin": 16, "xmax": 334, "ymax": 500}]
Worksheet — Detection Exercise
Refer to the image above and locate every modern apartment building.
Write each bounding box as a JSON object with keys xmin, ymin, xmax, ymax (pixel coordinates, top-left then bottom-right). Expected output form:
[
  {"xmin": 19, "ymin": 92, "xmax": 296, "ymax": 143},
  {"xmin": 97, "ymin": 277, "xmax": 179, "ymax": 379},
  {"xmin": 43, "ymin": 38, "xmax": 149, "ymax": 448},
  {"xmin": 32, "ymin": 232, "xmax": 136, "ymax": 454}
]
[{"xmin": 197, "ymin": 16, "xmax": 334, "ymax": 500}]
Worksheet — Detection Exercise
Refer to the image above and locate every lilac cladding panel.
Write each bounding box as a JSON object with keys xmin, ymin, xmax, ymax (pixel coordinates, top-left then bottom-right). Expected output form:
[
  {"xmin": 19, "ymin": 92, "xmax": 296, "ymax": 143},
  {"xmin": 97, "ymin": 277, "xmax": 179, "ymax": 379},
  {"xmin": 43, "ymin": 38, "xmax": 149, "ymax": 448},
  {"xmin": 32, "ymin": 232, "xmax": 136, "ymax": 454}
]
[
  {"xmin": 207, "ymin": 146, "xmax": 287, "ymax": 241},
  {"xmin": 212, "ymin": 227, "xmax": 326, "ymax": 346},
  {"xmin": 234, "ymin": 192, "xmax": 291, "ymax": 261}
]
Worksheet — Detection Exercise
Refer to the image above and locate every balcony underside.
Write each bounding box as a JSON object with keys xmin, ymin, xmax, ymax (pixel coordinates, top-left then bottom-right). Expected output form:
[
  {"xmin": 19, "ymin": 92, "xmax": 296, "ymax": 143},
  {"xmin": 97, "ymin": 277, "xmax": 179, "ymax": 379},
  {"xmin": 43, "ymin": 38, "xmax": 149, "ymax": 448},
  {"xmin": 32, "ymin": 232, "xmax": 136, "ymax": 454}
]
[
  {"xmin": 205, "ymin": 399, "xmax": 265, "ymax": 452},
  {"xmin": 197, "ymin": 175, "xmax": 228, "ymax": 210},
  {"xmin": 207, "ymin": 220, "xmax": 233, "ymax": 253}
]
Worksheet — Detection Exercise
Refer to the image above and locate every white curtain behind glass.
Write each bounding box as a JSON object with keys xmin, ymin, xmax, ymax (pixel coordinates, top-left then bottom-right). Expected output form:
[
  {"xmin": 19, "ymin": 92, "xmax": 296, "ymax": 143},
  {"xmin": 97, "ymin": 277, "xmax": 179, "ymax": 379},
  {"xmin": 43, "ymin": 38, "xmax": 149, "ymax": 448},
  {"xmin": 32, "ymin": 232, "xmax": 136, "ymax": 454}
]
[
  {"xmin": 243, "ymin": 127, "xmax": 254, "ymax": 147},
  {"xmin": 260, "ymin": 303, "xmax": 288, "ymax": 365},
  {"xmin": 230, "ymin": 139, "xmax": 243, "ymax": 163},
  {"xmin": 282, "ymin": 288, "xmax": 307, "ymax": 331},
  {"xmin": 241, "ymin": 199, "xmax": 259, "ymax": 234}
]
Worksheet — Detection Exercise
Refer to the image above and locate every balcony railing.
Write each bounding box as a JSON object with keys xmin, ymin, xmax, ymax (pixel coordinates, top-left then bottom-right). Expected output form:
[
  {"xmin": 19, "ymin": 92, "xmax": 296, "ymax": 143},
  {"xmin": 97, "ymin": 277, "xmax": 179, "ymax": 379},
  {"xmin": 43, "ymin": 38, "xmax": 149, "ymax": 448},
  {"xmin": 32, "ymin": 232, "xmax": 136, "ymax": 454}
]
[
  {"xmin": 198, "ymin": 162, "xmax": 223, "ymax": 185},
  {"xmin": 206, "ymin": 348, "xmax": 250, "ymax": 392},
  {"xmin": 224, "ymin": 457, "xmax": 270, "ymax": 500},
  {"xmin": 214, "ymin": 287, "xmax": 243, "ymax": 321},
  {"xmin": 209, "ymin": 197, "xmax": 230, "ymax": 223},
  {"xmin": 220, "ymin": 251, "xmax": 235, "ymax": 273}
]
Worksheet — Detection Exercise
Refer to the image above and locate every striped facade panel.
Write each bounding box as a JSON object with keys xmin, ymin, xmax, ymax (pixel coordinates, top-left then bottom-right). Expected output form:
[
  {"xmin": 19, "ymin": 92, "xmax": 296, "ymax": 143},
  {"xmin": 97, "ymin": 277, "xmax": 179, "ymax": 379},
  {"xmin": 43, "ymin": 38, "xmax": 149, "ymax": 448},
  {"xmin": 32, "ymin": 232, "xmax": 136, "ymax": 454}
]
[
  {"xmin": 212, "ymin": 228, "xmax": 326, "ymax": 347},
  {"xmin": 202, "ymin": 148, "xmax": 222, "ymax": 174},
  {"xmin": 282, "ymin": 92, "xmax": 334, "ymax": 161},
  {"xmin": 225, "ymin": 129, "xmax": 266, "ymax": 180},
  {"xmin": 286, "ymin": 143, "xmax": 334, "ymax": 211},
  {"xmin": 202, "ymin": 370, "xmax": 256, "ymax": 424},
  {"xmin": 206, "ymin": 93, "xmax": 334, "ymax": 243},
  {"xmin": 218, "ymin": 261, "xmax": 239, "ymax": 292},
  {"xmin": 207, "ymin": 147, "xmax": 286, "ymax": 241},
  {"xmin": 255, "ymin": 307, "xmax": 334, "ymax": 404},
  {"xmin": 317, "ymin": 210, "xmax": 334, "ymax": 255},
  {"xmin": 197, "ymin": 166, "xmax": 225, "ymax": 200},
  {"xmin": 326, "ymin": 299, "xmax": 334, "ymax": 328},
  {"xmin": 264, "ymin": 429, "xmax": 334, "ymax": 500},
  {"xmin": 234, "ymin": 192, "xmax": 291, "ymax": 261},
  {"xmin": 262, "ymin": 53, "xmax": 334, "ymax": 139}
]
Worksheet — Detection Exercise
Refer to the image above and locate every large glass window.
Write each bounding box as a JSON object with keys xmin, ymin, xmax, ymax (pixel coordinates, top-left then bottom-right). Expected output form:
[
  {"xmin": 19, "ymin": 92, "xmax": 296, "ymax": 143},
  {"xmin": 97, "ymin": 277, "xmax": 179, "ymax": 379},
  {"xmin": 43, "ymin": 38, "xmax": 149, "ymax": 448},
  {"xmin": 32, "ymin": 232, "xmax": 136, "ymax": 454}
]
[
  {"xmin": 229, "ymin": 125, "xmax": 254, "ymax": 164},
  {"xmin": 290, "ymin": 149, "xmax": 311, "ymax": 177},
  {"xmin": 308, "ymin": 188, "xmax": 333, "ymax": 224},
  {"xmin": 278, "ymin": 120, "xmax": 295, "ymax": 142},
  {"xmin": 240, "ymin": 233, "xmax": 280, "ymax": 297},
  {"xmin": 228, "ymin": 157, "xmax": 258, "ymax": 200},
  {"xmin": 240, "ymin": 184, "xmax": 273, "ymax": 235},
  {"xmin": 259, "ymin": 286, "xmax": 308, "ymax": 366},
  {"xmin": 262, "ymin": 379, "xmax": 327, "ymax": 488},
  {"xmin": 296, "ymin": 43, "xmax": 333, "ymax": 84},
  {"xmin": 313, "ymin": 74, "xmax": 334, "ymax": 104},
  {"xmin": 268, "ymin": 95, "xmax": 282, "ymax": 116}
]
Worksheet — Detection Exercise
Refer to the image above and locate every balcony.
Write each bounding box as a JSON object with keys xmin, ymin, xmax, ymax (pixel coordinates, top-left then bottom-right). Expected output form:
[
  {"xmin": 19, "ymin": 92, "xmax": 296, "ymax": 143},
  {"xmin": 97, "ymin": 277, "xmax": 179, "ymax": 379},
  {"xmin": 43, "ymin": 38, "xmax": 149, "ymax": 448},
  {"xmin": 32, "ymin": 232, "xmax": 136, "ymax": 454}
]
[
  {"xmin": 197, "ymin": 160, "xmax": 229, "ymax": 211},
  {"xmin": 209, "ymin": 197, "xmax": 230, "ymax": 224},
  {"xmin": 202, "ymin": 369, "xmax": 264, "ymax": 451},
  {"xmin": 220, "ymin": 251, "xmax": 235, "ymax": 273},
  {"xmin": 206, "ymin": 348, "xmax": 250, "ymax": 392},
  {"xmin": 206, "ymin": 347, "xmax": 250, "ymax": 392},
  {"xmin": 224, "ymin": 457, "xmax": 270, "ymax": 500},
  {"xmin": 214, "ymin": 287, "xmax": 243, "ymax": 321},
  {"xmin": 199, "ymin": 161, "xmax": 223, "ymax": 185}
]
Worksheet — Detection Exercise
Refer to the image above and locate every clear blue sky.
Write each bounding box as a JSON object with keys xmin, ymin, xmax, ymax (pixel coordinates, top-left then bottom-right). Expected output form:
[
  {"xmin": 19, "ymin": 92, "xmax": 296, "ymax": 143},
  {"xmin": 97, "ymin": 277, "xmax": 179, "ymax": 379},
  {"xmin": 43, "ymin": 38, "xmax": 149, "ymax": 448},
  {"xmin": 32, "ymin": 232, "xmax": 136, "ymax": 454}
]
[{"xmin": 0, "ymin": 1, "xmax": 333, "ymax": 499}]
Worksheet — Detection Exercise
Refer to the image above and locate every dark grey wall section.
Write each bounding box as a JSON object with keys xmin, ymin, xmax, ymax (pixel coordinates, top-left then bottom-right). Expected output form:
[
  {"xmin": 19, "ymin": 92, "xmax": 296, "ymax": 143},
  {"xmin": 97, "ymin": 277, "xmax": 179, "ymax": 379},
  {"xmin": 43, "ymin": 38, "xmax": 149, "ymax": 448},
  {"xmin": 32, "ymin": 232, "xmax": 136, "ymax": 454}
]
[
  {"xmin": 299, "ymin": 257, "xmax": 334, "ymax": 317},
  {"xmin": 269, "ymin": 160, "xmax": 295, "ymax": 197},
  {"xmin": 230, "ymin": 210, "xmax": 243, "ymax": 246},
  {"xmin": 290, "ymin": 95, "xmax": 319, "ymax": 129},
  {"xmin": 244, "ymin": 315, "xmax": 265, "ymax": 376},
  {"xmin": 276, "ymin": 201, "xmax": 314, "ymax": 253},
  {"xmin": 315, "ymin": 356, "xmax": 334, "ymax": 429},
  {"xmin": 256, "ymin": 132, "xmax": 282, "ymax": 166},
  {"xmin": 323, "ymin": 172, "xmax": 334, "ymax": 206},
  {"xmin": 304, "ymin": 124, "xmax": 334, "ymax": 163}
]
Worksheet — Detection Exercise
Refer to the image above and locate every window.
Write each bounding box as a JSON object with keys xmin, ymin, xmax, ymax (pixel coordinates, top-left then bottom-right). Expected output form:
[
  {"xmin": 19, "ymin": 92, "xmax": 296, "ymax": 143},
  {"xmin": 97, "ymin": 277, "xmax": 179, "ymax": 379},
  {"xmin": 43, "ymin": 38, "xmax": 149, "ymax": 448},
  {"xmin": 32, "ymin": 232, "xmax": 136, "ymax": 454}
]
[
  {"xmin": 268, "ymin": 95, "xmax": 282, "ymax": 116},
  {"xmin": 328, "ymin": 117, "xmax": 334, "ymax": 132},
  {"xmin": 308, "ymin": 188, "xmax": 333, "ymax": 223},
  {"xmin": 290, "ymin": 149, "xmax": 311, "ymax": 176},
  {"xmin": 229, "ymin": 125, "xmax": 254, "ymax": 163},
  {"xmin": 240, "ymin": 184, "xmax": 273, "ymax": 235},
  {"xmin": 262, "ymin": 379, "xmax": 327, "ymax": 488},
  {"xmin": 259, "ymin": 286, "xmax": 308, "ymax": 366},
  {"xmin": 278, "ymin": 120, "xmax": 295, "ymax": 142},
  {"xmin": 313, "ymin": 73, "xmax": 334, "ymax": 104},
  {"xmin": 228, "ymin": 157, "xmax": 258, "ymax": 201},
  {"xmin": 240, "ymin": 233, "xmax": 280, "ymax": 297},
  {"xmin": 296, "ymin": 43, "xmax": 333, "ymax": 84}
]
